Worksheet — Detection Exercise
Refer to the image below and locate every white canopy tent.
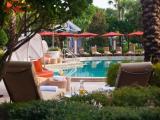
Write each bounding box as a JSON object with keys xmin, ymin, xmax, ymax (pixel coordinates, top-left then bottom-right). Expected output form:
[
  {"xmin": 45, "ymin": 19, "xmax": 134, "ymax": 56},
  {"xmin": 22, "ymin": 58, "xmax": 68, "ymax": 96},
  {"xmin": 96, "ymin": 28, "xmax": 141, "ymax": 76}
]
[{"xmin": 11, "ymin": 34, "xmax": 47, "ymax": 61}]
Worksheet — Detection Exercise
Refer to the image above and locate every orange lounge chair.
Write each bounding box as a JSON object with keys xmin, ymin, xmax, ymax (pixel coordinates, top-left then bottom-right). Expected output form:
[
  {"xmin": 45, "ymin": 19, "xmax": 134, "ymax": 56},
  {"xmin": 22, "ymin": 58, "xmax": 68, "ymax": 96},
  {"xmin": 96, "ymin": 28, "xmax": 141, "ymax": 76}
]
[{"xmin": 33, "ymin": 59, "xmax": 53, "ymax": 78}]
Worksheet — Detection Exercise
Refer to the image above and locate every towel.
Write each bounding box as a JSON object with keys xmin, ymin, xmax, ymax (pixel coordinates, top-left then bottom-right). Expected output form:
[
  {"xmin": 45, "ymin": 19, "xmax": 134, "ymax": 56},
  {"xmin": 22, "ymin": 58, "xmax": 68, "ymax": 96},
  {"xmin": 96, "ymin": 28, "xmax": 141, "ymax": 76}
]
[
  {"xmin": 53, "ymin": 76, "xmax": 66, "ymax": 81},
  {"xmin": 40, "ymin": 86, "xmax": 58, "ymax": 92}
]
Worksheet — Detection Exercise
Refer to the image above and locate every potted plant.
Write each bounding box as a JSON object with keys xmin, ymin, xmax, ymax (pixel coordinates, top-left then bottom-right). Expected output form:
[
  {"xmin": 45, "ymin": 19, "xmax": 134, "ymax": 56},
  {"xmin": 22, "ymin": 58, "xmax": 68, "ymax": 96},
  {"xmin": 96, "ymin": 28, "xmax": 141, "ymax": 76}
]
[{"xmin": 48, "ymin": 47, "xmax": 61, "ymax": 59}]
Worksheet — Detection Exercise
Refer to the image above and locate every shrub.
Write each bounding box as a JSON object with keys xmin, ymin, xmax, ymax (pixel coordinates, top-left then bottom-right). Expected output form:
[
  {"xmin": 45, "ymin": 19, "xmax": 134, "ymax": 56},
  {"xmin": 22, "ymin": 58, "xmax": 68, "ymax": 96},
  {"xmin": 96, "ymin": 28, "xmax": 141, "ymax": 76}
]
[
  {"xmin": 65, "ymin": 92, "xmax": 110, "ymax": 106},
  {"xmin": 100, "ymin": 107, "xmax": 160, "ymax": 120},
  {"xmin": 1, "ymin": 100, "xmax": 160, "ymax": 120},
  {"xmin": 149, "ymin": 63, "xmax": 160, "ymax": 87},
  {"xmin": 48, "ymin": 47, "xmax": 61, "ymax": 51},
  {"xmin": 112, "ymin": 86, "xmax": 160, "ymax": 107},
  {"xmin": 0, "ymin": 29, "xmax": 8, "ymax": 48},
  {"xmin": 97, "ymin": 47, "xmax": 104, "ymax": 53},
  {"xmin": 107, "ymin": 63, "xmax": 120, "ymax": 86},
  {"xmin": 0, "ymin": 49, "xmax": 4, "ymax": 60},
  {"xmin": 6, "ymin": 101, "xmax": 98, "ymax": 120}
]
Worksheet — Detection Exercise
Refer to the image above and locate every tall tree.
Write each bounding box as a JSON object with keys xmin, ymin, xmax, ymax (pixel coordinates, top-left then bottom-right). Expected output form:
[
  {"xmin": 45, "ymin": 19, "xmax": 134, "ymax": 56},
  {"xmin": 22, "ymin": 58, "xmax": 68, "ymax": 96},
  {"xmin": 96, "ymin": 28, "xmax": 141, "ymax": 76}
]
[
  {"xmin": 141, "ymin": 0, "xmax": 160, "ymax": 63},
  {"xmin": 0, "ymin": 0, "xmax": 92, "ymax": 78},
  {"xmin": 88, "ymin": 9, "xmax": 107, "ymax": 47},
  {"xmin": 73, "ymin": 5, "xmax": 97, "ymax": 31}
]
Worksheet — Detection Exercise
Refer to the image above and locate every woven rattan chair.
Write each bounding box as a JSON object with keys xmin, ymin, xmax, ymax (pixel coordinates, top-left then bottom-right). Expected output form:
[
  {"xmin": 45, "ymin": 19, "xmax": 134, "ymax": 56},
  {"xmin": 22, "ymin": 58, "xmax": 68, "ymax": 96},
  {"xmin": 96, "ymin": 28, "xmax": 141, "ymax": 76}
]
[{"xmin": 115, "ymin": 62, "xmax": 153, "ymax": 88}]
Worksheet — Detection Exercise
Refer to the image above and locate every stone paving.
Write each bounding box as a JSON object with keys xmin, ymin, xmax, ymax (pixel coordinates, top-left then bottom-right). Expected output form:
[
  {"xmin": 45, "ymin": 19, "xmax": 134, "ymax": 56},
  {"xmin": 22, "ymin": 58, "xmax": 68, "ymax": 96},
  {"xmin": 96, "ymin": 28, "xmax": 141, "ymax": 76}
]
[{"xmin": 0, "ymin": 80, "xmax": 105, "ymax": 103}]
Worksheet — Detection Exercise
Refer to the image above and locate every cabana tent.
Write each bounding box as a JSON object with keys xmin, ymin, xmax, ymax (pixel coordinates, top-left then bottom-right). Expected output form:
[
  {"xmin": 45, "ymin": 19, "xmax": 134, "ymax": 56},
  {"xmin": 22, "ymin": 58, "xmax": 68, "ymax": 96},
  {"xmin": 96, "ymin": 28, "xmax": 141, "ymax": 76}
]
[{"xmin": 11, "ymin": 34, "xmax": 46, "ymax": 61}]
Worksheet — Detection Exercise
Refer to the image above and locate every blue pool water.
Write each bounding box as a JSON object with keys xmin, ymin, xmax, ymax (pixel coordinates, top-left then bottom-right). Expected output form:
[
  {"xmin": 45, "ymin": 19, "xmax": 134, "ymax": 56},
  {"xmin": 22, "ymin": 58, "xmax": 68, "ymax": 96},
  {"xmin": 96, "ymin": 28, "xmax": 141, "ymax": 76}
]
[{"xmin": 63, "ymin": 60, "xmax": 121, "ymax": 77}]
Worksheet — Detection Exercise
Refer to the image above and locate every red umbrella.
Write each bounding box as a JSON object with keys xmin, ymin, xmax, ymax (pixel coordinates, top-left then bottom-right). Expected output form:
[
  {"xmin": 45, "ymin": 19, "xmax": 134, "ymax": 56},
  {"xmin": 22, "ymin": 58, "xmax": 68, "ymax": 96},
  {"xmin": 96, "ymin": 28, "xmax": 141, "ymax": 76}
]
[
  {"xmin": 128, "ymin": 31, "xmax": 143, "ymax": 36},
  {"xmin": 56, "ymin": 32, "xmax": 73, "ymax": 37},
  {"xmin": 102, "ymin": 32, "xmax": 123, "ymax": 37},
  {"xmin": 73, "ymin": 32, "xmax": 98, "ymax": 38},
  {"xmin": 39, "ymin": 31, "xmax": 57, "ymax": 36},
  {"xmin": 79, "ymin": 32, "xmax": 98, "ymax": 37}
]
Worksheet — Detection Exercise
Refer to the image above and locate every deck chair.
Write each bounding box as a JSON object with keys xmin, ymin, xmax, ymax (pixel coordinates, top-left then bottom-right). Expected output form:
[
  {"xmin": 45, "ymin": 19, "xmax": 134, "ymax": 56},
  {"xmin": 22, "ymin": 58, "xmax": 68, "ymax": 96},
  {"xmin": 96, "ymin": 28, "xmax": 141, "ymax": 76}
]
[
  {"xmin": 3, "ymin": 61, "xmax": 41, "ymax": 102},
  {"xmin": 126, "ymin": 43, "xmax": 135, "ymax": 55},
  {"xmin": 100, "ymin": 62, "xmax": 153, "ymax": 92},
  {"xmin": 3, "ymin": 61, "xmax": 63, "ymax": 102},
  {"xmin": 114, "ymin": 47, "xmax": 122, "ymax": 55},
  {"xmin": 79, "ymin": 48, "xmax": 90, "ymax": 56},
  {"xmin": 115, "ymin": 62, "xmax": 153, "ymax": 88},
  {"xmin": 103, "ymin": 47, "xmax": 112, "ymax": 55},
  {"xmin": 91, "ymin": 46, "xmax": 102, "ymax": 56}
]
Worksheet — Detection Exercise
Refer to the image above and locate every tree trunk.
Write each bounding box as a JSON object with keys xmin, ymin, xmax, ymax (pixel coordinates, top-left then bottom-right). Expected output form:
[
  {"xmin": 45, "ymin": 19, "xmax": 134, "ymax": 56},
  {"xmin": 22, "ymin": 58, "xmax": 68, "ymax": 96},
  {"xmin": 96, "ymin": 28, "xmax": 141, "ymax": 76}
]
[{"xmin": 141, "ymin": 0, "xmax": 160, "ymax": 63}]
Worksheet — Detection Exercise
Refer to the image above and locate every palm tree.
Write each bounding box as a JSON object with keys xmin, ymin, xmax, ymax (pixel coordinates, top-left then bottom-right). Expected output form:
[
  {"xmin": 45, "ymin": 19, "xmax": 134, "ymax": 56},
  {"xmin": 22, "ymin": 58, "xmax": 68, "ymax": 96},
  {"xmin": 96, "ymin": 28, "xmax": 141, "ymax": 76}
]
[
  {"xmin": 140, "ymin": 0, "xmax": 160, "ymax": 63},
  {"xmin": 108, "ymin": 0, "xmax": 125, "ymax": 21}
]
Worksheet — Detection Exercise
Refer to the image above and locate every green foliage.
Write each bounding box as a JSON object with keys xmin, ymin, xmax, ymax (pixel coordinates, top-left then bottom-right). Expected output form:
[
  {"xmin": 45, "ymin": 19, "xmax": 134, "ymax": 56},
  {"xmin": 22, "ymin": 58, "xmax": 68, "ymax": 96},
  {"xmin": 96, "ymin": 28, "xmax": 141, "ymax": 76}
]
[
  {"xmin": 0, "ymin": 29, "xmax": 8, "ymax": 48},
  {"xmin": 107, "ymin": 63, "xmax": 120, "ymax": 86},
  {"xmin": 0, "ymin": 49, "xmax": 4, "ymax": 60},
  {"xmin": 1, "ymin": 98, "xmax": 160, "ymax": 119},
  {"xmin": 97, "ymin": 47, "xmax": 104, "ymax": 53},
  {"xmin": 106, "ymin": 0, "xmax": 142, "ymax": 33},
  {"xmin": 48, "ymin": 47, "xmax": 60, "ymax": 51},
  {"xmin": 87, "ymin": 9, "xmax": 107, "ymax": 47},
  {"xmin": 73, "ymin": 5, "xmax": 97, "ymax": 31},
  {"xmin": 65, "ymin": 92, "xmax": 110, "ymax": 106},
  {"xmin": 149, "ymin": 63, "xmax": 160, "ymax": 87},
  {"xmin": 25, "ymin": 0, "xmax": 93, "ymax": 25},
  {"xmin": 67, "ymin": 86, "xmax": 160, "ymax": 107},
  {"xmin": 7, "ymin": 101, "xmax": 97, "ymax": 120},
  {"xmin": 112, "ymin": 86, "xmax": 160, "ymax": 106},
  {"xmin": 100, "ymin": 107, "xmax": 160, "ymax": 120}
]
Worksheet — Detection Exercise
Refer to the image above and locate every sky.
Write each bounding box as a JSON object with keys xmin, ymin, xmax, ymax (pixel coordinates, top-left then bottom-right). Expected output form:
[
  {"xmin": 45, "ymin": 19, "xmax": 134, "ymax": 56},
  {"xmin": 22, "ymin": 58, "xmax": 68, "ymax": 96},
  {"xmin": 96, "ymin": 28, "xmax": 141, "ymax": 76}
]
[{"xmin": 93, "ymin": 0, "xmax": 114, "ymax": 9}]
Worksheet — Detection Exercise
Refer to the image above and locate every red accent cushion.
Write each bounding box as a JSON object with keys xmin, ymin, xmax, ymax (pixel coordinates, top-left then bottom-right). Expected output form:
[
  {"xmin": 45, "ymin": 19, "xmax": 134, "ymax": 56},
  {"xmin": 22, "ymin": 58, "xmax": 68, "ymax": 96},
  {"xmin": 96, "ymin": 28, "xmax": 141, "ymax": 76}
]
[
  {"xmin": 33, "ymin": 59, "xmax": 43, "ymax": 73},
  {"xmin": 33, "ymin": 59, "xmax": 53, "ymax": 78},
  {"xmin": 37, "ymin": 70, "xmax": 53, "ymax": 78}
]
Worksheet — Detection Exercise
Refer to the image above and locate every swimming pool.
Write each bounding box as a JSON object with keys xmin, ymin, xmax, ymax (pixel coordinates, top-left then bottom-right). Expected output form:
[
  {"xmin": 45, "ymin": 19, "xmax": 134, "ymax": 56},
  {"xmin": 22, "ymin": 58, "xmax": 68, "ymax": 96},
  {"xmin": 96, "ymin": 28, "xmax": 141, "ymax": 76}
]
[{"xmin": 63, "ymin": 60, "xmax": 121, "ymax": 77}]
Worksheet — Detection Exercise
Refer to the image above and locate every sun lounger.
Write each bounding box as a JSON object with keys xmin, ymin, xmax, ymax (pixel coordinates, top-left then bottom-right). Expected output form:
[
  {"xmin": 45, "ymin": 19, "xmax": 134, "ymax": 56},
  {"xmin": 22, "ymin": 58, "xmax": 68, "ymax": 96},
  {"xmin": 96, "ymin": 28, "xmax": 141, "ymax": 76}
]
[
  {"xmin": 79, "ymin": 48, "xmax": 90, "ymax": 56},
  {"xmin": 99, "ymin": 62, "xmax": 153, "ymax": 91},
  {"xmin": 3, "ymin": 61, "xmax": 64, "ymax": 102},
  {"xmin": 103, "ymin": 47, "xmax": 112, "ymax": 55},
  {"xmin": 126, "ymin": 43, "xmax": 135, "ymax": 55},
  {"xmin": 115, "ymin": 62, "xmax": 153, "ymax": 88},
  {"xmin": 91, "ymin": 46, "xmax": 102, "ymax": 56},
  {"xmin": 114, "ymin": 47, "xmax": 122, "ymax": 55}
]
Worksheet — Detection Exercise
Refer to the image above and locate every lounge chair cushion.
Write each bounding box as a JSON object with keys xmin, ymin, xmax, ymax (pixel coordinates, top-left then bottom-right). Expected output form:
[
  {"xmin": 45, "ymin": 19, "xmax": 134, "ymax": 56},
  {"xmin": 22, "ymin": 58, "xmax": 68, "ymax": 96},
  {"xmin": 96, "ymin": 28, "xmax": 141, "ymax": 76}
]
[{"xmin": 115, "ymin": 62, "xmax": 153, "ymax": 88}]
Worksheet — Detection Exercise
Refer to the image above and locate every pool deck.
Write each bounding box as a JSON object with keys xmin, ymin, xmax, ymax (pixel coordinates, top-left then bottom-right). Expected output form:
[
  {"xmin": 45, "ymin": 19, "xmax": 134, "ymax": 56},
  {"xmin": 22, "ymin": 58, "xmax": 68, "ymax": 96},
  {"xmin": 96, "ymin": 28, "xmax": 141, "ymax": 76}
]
[
  {"xmin": 45, "ymin": 56, "xmax": 144, "ymax": 81},
  {"xmin": 0, "ymin": 56, "xmax": 144, "ymax": 103},
  {"xmin": 71, "ymin": 77, "xmax": 106, "ymax": 82},
  {"xmin": 0, "ymin": 80, "xmax": 106, "ymax": 103}
]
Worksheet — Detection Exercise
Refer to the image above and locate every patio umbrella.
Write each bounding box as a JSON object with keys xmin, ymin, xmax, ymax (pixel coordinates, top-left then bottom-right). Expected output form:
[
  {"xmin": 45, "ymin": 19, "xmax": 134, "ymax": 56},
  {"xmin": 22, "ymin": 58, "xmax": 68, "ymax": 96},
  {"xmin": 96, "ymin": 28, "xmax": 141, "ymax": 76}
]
[
  {"xmin": 101, "ymin": 32, "xmax": 124, "ymax": 51},
  {"xmin": 72, "ymin": 32, "xmax": 98, "ymax": 54},
  {"xmin": 127, "ymin": 31, "xmax": 144, "ymax": 52},
  {"xmin": 78, "ymin": 32, "xmax": 98, "ymax": 38},
  {"xmin": 56, "ymin": 32, "xmax": 73, "ymax": 37},
  {"xmin": 101, "ymin": 32, "xmax": 123, "ymax": 37},
  {"xmin": 39, "ymin": 31, "xmax": 57, "ymax": 36},
  {"xmin": 128, "ymin": 31, "xmax": 144, "ymax": 36}
]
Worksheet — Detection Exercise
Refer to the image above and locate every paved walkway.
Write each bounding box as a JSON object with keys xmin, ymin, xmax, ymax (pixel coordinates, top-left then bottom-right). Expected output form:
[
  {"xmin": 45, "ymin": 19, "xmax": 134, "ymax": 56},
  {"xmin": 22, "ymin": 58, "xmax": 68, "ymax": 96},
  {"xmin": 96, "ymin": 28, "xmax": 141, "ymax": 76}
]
[{"xmin": 0, "ymin": 81, "xmax": 106, "ymax": 103}]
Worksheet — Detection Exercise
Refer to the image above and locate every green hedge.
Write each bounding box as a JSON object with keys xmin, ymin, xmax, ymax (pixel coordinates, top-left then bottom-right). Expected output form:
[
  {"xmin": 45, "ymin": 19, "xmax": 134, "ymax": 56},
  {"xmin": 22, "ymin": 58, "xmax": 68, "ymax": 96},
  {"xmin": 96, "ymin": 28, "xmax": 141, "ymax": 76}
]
[
  {"xmin": 2, "ymin": 100, "xmax": 160, "ymax": 120},
  {"xmin": 107, "ymin": 63, "xmax": 120, "ymax": 86},
  {"xmin": 112, "ymin": 86, "xmax": 160, "ymax": 107},
  {"xmin": 66, "ymin": 86, "xmax": 160, "ymax": 107},
  {"xmin": 150, "ymin": 63, "xmax": 160, "ymax": 87}
]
